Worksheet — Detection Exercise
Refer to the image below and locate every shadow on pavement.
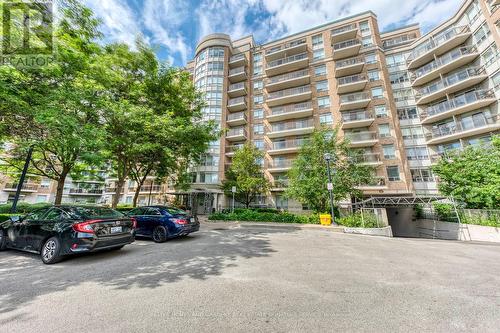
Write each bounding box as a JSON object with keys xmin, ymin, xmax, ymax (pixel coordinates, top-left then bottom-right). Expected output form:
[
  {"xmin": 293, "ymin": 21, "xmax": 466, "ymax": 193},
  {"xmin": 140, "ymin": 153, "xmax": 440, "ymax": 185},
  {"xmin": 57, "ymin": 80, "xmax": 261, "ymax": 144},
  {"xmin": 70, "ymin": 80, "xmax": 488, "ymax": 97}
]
[{"xmin": 0, "ymin": 224, "xmax": 299, "ymax": 314}]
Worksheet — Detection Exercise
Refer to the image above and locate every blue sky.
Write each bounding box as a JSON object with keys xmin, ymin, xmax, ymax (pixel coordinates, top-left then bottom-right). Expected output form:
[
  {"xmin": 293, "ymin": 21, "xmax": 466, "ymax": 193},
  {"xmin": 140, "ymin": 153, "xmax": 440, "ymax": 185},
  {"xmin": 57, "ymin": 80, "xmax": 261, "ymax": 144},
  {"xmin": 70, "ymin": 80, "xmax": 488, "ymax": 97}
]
[{"xmin": 83, "ymin": 0, "xmax": 463, "ymax": 67}]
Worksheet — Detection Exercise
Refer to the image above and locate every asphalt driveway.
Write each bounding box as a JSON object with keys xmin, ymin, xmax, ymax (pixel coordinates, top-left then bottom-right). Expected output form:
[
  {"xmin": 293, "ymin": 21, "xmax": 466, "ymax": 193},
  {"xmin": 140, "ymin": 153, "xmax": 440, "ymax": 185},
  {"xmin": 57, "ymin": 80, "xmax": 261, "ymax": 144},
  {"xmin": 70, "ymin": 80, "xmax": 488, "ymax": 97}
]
[{"xmin": 1, "ymin": 222, "xmax": 499, "ymax": 332}]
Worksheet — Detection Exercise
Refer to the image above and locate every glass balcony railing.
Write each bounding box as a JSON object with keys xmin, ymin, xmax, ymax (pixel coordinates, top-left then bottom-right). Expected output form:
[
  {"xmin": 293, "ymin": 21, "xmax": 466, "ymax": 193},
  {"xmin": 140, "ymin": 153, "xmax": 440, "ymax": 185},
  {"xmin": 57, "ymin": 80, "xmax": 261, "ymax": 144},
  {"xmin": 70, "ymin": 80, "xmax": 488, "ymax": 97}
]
[
  {"xmin": 228, "ymin": 82, "xmax": 245, "ymax": 91},
  {"xmin": 273, "ymin": 179, "xmax": 290, "ymax": 187},
  {"xmin": 413, "ymin": 46, "xmax": 477, "ymax": 80},
  {"xmin": 227, "ymin": 112, "xmax": 246, "ymax": 121},
  {"xmin": 227, "ymin": 127, "xmax": 246, "ymax": 137},
  {"xmin": 354, "ymin": 153, "xmax": 381, "ymax": 164},
  {"xmin": 338, "ymin": 74, "xmax": 367, "ymax": 86},
  {"xmin": 229, "ymin": 53, "xmax": 245, "ymax": 62},
  {"xmin": 270, "ymin": 102, "xmax": 312, "ymax": 116},
  {"xmin": 267, "ymin": 53, "xmax": 308, "ymax": 69},
  {"xmin": 267, "ymin": 85, "xmax": 311, "ymax": 100},
  {"xmin": 267, "ymin": 69, "xmax": 309, "ymax": 84},
  {"xmin": 271, "ymin": 119, "xmax": 314, "ymax": 132},
  {"xmin": 345, "ymin": 131, "xmax": 377, "ymax": 142},
  {"xmin": 226, "ymin": 144, "xmax": 244, "ymax": 153},
  {"xmin": 417, "ymin": 67, "xmax": 485, "ymax": 98},
  {"xmin": 336, "ymin": 56, "xmax": 365, "ymax": 69},
  {"xmin": 270, "ymin": 160, "xmax": 294, "ymax": 168},
  {"xmin": 333, "ymin": 39, "xmax": 361, "ymax": 51},
  {"xmin": 229, "ymin": 66, "xmax": 245, "ymax": 76},
  {"xmin": 342, "ymin": 111, "xmax": 374, "ymax": 122},
  {"xmin": 358, "ymin": 176, "xmax": 386, "ymax": 187},
  {"xmin": 428, "ymin": 114, "xmax": 498, "ymax": 140},
  {"xmin": 331, "ymin": 23, "xmax": 357, "ymax": 36},
  {"xmin": 340, "ymin": 92, "xmax": 370, "ymax": 104},
  {"xmin": 265, "ymin": 38, "xmax": 306, "ymax": 55},
  {"xmin": 272, "ymin": 139, "xmax": 309, "ymax": 150},
  {"xmin": 423, "ymin": 90, "xmax": 495, "ymax": 119},
  {"xmin": 228, "ymin": 96, "xmax": 245, "ymax": 106},
  {"xmin": 407, "ymin": 26, "xmax": 470, "ymax": 62}
]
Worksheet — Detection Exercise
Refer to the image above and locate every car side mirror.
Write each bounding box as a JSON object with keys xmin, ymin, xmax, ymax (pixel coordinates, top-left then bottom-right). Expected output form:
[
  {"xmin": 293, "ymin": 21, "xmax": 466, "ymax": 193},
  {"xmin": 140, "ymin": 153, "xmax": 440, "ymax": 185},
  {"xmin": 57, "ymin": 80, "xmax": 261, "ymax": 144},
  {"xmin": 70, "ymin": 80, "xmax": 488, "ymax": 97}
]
[{"xmin": 9, "ymin": 215, "xmax": 21, "ymax": 223}]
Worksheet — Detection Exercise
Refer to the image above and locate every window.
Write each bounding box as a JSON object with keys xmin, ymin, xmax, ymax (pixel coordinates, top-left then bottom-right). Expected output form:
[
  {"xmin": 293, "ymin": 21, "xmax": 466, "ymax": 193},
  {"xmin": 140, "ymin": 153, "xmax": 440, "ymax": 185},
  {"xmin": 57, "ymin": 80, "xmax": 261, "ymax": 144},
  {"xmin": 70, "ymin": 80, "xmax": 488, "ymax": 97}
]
[
  {"xmin": 367, "ymin": 69, "xmax": 380, "ymax": 81},
  {"xmin": 374, "ymin": 105, "xmax": 388, "ymax": 118},
  {"xmin": 493, "ymin": 71, "xmax": 500, "ymax": 90},
  {"xmin": 378, "ymin": 124, "xmax": 391, "ymax": 138},
  {"xmin": 411, "ymin": 168, "xmax": 434, "ymax": 182},
  {"xmin": 401, "ymin": 126, "xmax": 424, "ymax": 140},
  {"xmin": 253, "ymin": 108, "xmax": 263, "ymax": 119},
  {"xmin": 383, "ymin": 144, "xmax": 396, "ymax": 159},
  {"xmin": 254, "ymin": 124, "xmax": 264, "ymax": 135},
  {"xmin": 465, "ymin": 1, "xmax": 480, "ymax": 22},
  {"xmin": 360, "ymin": 21, "xmax": 370, "ymax": 34},
  {"xmin": 36, "ymin": 195, "xmax": 48, "ymax": 203},
  {"xmin": 253, "ymin": 80, "xmax": 263, "ymax": 90},
  {"xmin": 312, "ymin": 34, "xmax": 323, "ymax": 49},
  {"xmin": 313, "ymin": 48, "xmax": 325, "ymax": 60},
  {"xmin": 371, "ymin": 87, "xmax": 383, "ymax": 99},
  {"xmin": 365, "ymin": 52, "xmax": 377, "ymax": 64},
  {"xmin": 473, "ymin": 23, "xmax": 491, "ymax": 45},
  {"xmin": 393, "ymin": 88, "xmax": 413, "ymax": 102},
  {"xmin": 199, "ymin": 172, "xmax": 218, "ymax": 184},
  {"xmin": 481, "ymin": 44, "xmax": 499, "ymax": 68},
  {"xmin": 362, "ymin": 36, "xmax": 373, "ymax": 47},
  {"xmin": 316, "ymin": 80, "xmax": 328, "ymax": 92},
  {"xmin": 253, "ymin": 95, "xmax": 263, "ymax": 105},
  {"xmin": 24, "ymin": 208, "xmax": 50, "ymax": 221},
  {"xmin": 314, "ymin": 64, "xmax": 326, "ymax": 76},
  {"xmin": 386, "ymin": 53, "xmax": 405, "ymax": 66},
  {"xmin": 397, "ymin": 107, "xmax": 418, "ymax": 120},
  {"xmin": 390, "ymin": 71, "xmax": 409, "ymax": 84},
  {"xmin": 317, "ymin": 96, "xmax": 330, "ymax": 108},
  {"xmin": 319, "ymin": 113, "xmax": 333, "ymax": 125},
  {"xmin": 406, "ymin": 146, "xmax": 429, "ymax": 160},
  {"xmin": 254, "ymin": 139, "xmax": 264, "ymax": 150},
  {"xmin": 253, "ymin": 65, "xmax": 262, "ymax": 76},
  {"xmin": 253, "ymin": 53, "xmax": 262, "ymax": 64},
  {"xmin": 386, "ymin": 166, "xmax": 400, "ymax": 181}
]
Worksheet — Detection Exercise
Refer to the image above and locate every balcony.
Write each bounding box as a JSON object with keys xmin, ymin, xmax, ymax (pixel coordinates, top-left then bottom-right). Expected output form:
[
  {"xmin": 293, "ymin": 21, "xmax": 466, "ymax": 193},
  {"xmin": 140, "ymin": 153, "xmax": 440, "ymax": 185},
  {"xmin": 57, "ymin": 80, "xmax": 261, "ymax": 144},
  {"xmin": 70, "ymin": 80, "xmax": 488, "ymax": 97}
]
[
  {"xmin": 227, "ymin": 96, "xmax": 246, "ymax": 112},
  {"xmin": 225, "ymin": 144, "xmax": 244, "ymax": 156},
  {"xmin": 345, "ymin": 131, "xmax": 378, "ymax": 147},
  {"xmin": 411, "ymin": 47, "xmax": 479, "ymax": 86},
  {"xmin": 266, "ymin": 69, "xmax": 310, "ymax": 92},
  {"xmin": 354, "ymin": 153, "xmax": 383, "ymax": 166},
  {"xmin": 104, "ymin": 187, "xmax": 124, "ymax": 194},
  {"xmin": 342, "ymin": 111, "xmax": 374, "ymax": 129},
  {"xmin": 266, "ymin": 53, "xmax": 309, "ymax": 77},
  {"xmin": 426, "ymin": 115, "xmax": 500, "ymax": 145},
  {"xmin": 226, "ymin": 111, "xmax": 247, "ymax": 126},
  {"xmin": 271, "ymin": 179, "xmax": 289, "ymax": 190},
  {"xmin": 227, "ymin": 82, "xmax": 247, "ymax": 97},
  {"xmin": 226, "ymin": 127, "xmax": 247, "ymax": 141},
  {"xmin": 268, "ymin": 139, "xmax": 309, "ymax": 155},
  {"xmin": 265, "ymin": 38, "xmax": 307, "ymax": 61},
  {"xmin": 339, "ymin": 92, "xmax": 371, "ymax": 111},
  {"xmin": 266, "ymin": 85, "xmax": 312, "ymax": 107},
  {"xmin": 228, "ymin": 66, "xmax": 247, "ymax": 83},
  {"xmin": 421, "ymin": 90, "xmax": 497, "ymax": 125},
  {"xmin": 337, "ymin": 74, "xmax": 368, "ymax": 94},
  {"xmin": 3, "ymin": 183, "xmax": 39, "ymax": 192},
  {"xmin": 332, "ymin": 39, "xmax": 361, "ymax": 60},
  {"xmin": 129, "ymin": 185, "xmax": 162, "ymax": 193},
  {"xmin": 267, "ymin": 102, "xmax": 313, "ymax": 122},
  {"xmin": 355, "ymin": 177, "xmax": 387, "ymax": 190},
  {"xmin": 268, "ymin": 159, "xmax": 294, "ymax": 172},
  {"xmin": 229, "ymin": 53, "xmax": 247, "ymax": 68},
  {"xmin": 416, "ymin": 67, "xmax": 488, "ymax": 105},
  {"xmin": 335, "ymin": 56, "xmax": 365, "ymax": 77},
  {"xmin": 267, "ymin": 119, "xmax": 314, "ymax": 138},
  {"xmin": 69, "ymin": 188, "xmax": 104, "ymax": 196},
  {"xmin": 407, "ymin": 26, "xmax": 471, "ymax": 69},
  {"xmin": 331, "ymin": 23, "xmax": 358, "ymax": 43}
]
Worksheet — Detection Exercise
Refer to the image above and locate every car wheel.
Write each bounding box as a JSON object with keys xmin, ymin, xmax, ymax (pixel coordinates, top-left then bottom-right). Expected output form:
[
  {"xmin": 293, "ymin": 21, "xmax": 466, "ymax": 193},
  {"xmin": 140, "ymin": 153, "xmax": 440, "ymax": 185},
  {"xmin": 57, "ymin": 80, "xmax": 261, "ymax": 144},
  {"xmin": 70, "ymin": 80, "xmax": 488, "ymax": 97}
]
[
  {"xmin": 152, "ymin": 226, "xmax": 168, "ymax": 243},
  {"xmin": 0, "ymin": 229, "xmax": 7, "ymax": 251},
  {"xmin": 41, "ymin": 237, "xmax": 62, "ymax": 264}
]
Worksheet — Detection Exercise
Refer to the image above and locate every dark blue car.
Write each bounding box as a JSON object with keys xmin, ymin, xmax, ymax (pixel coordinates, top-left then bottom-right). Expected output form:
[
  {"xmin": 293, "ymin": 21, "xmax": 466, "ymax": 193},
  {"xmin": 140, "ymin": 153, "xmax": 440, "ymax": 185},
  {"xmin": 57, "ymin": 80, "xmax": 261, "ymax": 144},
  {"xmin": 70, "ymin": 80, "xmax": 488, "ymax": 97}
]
[{"xmin": 127, "ymin": 206, "xmax": 200, "ymax": 243}]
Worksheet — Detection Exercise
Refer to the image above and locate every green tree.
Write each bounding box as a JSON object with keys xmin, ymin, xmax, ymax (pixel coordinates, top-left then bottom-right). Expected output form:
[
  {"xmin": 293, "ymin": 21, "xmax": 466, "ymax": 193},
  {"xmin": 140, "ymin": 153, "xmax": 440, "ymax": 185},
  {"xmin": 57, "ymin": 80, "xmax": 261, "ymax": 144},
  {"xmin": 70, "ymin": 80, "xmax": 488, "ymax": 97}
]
[
  {"xmin": 432, "ymin": 136, "xmax": 500, "ymax": 209},
  {"xmin": 285, "ymin": 128, "xmax": 373, "ymax": 213},
  {"xmin": 222, "ymin": 143, "xmax": 270, "ymax": 208},
  {"xmin": 0, "ymin": 0, "xmax": 104, "ymax": 204}
]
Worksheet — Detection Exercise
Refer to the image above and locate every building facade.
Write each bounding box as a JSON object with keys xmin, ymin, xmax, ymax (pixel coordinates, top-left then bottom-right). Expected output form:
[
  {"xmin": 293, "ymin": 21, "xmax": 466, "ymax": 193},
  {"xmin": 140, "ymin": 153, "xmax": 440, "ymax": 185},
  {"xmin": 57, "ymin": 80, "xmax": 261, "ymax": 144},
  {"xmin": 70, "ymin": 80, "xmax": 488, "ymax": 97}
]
[{"xmin": 2, "ymin": 0, "xmax": 499, "ymax": 211}]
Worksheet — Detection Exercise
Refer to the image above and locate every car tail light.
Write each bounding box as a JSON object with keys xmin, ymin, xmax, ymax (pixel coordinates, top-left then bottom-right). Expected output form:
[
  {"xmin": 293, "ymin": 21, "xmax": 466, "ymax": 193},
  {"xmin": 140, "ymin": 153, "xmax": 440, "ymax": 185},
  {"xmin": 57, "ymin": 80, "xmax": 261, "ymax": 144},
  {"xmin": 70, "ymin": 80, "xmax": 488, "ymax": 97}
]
[
  {"xmin": 72, "ymin": 219, "xmax": 102, "ymax": 233},
  {"xmin": 172, "ymin": 218, "xmax": 188, "ymax": 225},
  {"xmin": 130, "ymin": 217, "xmax": 137, "ymax": 229}
]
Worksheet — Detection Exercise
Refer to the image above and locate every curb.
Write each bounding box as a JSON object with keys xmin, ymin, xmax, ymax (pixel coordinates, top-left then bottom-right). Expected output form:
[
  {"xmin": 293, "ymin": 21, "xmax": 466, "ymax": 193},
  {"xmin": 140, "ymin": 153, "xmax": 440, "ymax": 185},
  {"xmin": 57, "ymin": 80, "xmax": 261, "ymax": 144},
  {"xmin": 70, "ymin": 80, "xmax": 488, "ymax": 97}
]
[{"xmin": 205, "ymin": 220, "xmax": 345, "ymax": 232}]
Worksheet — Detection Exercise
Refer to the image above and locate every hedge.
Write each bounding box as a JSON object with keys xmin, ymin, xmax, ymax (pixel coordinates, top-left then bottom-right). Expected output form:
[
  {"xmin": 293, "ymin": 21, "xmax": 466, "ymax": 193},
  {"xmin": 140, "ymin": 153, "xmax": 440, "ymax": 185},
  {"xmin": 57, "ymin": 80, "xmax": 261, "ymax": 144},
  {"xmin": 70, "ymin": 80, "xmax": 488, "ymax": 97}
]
[
  {"xmin": 337, "ymin": 212, "xmax": 379, "ymax": 228},
  {"xmin": 209, "ymin": 209, "xmax": 320, "ymax": 224},
  {"xmin": 0, "ymin": 203, "xmax": 50, "ymax": 214}
]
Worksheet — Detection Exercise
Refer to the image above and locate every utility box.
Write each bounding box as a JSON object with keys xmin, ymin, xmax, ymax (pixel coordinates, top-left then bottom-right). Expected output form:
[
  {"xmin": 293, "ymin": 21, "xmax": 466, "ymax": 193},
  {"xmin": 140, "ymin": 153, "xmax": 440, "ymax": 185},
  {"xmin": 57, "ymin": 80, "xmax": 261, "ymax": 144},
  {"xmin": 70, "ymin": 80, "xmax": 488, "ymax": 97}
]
[{"xmin": 320, "ymin": 214, "xmax": 332, "ymax": 225}]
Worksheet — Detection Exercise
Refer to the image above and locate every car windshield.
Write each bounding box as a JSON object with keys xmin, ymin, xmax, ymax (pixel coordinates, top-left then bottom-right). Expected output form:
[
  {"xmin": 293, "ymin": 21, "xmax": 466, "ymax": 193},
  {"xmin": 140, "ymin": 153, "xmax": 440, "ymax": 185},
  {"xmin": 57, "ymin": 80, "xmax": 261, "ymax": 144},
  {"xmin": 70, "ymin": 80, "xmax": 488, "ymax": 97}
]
[
  {"xmin": 62, "ymin": 206, "xmax": 125, "ymax": 220},
  {"xmin": 165, "ymin": 207, "xmax": 187, "ymax": 215}
]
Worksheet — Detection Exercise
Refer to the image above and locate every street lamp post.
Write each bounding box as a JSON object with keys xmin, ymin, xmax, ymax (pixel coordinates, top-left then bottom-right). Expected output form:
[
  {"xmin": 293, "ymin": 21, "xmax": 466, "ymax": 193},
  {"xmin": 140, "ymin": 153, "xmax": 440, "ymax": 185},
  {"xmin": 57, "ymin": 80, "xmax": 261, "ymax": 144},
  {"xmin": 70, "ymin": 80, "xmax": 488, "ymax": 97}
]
[
  {"xmin": 324, "ymin": 153, "xmax": 336, "ymax": 225},
  {"xmin": 10, "ymin": 145, "xmax": 34, "ymax": 214}
]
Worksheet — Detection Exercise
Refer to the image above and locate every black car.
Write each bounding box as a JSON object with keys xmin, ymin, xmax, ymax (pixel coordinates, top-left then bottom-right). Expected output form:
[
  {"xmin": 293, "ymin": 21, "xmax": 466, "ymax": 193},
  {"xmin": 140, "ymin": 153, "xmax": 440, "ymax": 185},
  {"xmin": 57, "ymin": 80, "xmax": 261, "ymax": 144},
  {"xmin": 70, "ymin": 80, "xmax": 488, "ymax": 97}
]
[{"xmin": 0, "ymin": 205, "xmax": 136, "ymax": 264}]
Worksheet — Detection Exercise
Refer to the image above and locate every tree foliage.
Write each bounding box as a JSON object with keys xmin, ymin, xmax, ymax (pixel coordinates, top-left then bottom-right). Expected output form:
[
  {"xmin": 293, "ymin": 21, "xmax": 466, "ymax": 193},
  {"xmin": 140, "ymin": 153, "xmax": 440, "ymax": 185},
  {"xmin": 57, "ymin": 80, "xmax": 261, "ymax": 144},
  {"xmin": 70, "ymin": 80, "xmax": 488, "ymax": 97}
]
[
  {"xmin": 432, "ymin": 136, "xmax": 500, "ymax": 209},
  {"xmin": 285, "ymin": 128, "xmax": 373, "ymax": 213},
  {"xmin": 222, "ymin": 143, "xmax": 270, "ymax": 208}
]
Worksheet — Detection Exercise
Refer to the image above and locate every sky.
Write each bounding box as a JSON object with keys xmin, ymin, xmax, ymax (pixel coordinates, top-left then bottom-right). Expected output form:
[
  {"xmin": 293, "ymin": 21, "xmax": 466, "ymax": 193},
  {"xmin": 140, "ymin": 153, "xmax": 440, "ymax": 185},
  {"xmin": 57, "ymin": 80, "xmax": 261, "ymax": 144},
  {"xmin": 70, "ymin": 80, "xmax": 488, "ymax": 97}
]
[{"xmin": 83, "ymin": 0, "xmax": 463, "ymax": 67}]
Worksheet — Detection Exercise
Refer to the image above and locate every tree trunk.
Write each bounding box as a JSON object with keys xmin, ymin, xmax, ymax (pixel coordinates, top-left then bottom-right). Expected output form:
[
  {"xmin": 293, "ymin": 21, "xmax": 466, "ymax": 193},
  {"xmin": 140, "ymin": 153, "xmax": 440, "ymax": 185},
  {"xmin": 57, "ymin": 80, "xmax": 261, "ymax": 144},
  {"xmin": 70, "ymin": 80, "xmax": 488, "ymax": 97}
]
[
  {"xmin": 54, "ymin": 170, "xmax": 69, "ymax": 205},
  {"xmin": 112, "ymin": 177, "xmax": 126, "ymax": 208},
  {"xmin": 132, "ymin": 187, "xmax": 140, "ymax": 207},
  {"xmin": 132, "ymin": 172, "xmax": 149, "ymax": 207}
]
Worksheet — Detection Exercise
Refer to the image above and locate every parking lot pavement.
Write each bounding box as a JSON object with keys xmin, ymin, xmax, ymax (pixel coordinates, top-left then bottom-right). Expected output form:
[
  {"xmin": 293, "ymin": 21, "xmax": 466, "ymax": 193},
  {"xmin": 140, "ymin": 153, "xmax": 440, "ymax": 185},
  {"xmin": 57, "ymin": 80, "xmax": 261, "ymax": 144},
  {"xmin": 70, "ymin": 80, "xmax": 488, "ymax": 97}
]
[{"xmin": 1, "ymin": 222, "xmax": 500, "ymax": 333}]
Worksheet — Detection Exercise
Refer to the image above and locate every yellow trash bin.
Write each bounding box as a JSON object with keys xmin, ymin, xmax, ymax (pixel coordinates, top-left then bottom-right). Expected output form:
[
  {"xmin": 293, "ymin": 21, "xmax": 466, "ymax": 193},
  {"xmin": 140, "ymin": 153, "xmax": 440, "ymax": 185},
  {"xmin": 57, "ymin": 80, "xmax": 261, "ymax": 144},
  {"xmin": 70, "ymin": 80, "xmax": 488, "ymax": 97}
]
[{"xmin": 319, "ymin": 214, "xmax": 332, "ymax": 226}]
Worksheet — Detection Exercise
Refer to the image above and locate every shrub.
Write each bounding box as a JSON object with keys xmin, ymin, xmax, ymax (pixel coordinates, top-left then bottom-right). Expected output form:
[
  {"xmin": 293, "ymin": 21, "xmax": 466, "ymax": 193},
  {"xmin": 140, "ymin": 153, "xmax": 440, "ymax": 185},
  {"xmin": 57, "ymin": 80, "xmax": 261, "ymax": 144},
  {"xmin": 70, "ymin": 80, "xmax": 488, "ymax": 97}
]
[
  {"xmin": 208, "ymin": 209, "xmax": 319, "ymax": 224},
  {"xmin": 459, "ymin": 210, "xmax": 500, "ymax": 227},
  {"xmin": 432, "ymin": 203, "xmax": 457, "ymax": 222},
  {"xmin": 337, "ymin": 212, "xmax": 379, "ymax": 228},
  {"xmin": 0, "ymin": 203, "xmax": 51, "ymax": 214}
]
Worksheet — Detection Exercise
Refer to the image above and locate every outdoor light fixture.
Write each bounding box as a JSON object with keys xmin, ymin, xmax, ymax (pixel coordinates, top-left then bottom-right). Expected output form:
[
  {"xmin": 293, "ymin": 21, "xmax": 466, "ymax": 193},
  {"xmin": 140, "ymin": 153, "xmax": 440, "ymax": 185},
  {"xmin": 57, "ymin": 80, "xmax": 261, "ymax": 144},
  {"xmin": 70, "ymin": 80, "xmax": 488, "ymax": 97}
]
[{"xmin": 324, "ymin": 153, "xmax": 336, "ymax": 225}]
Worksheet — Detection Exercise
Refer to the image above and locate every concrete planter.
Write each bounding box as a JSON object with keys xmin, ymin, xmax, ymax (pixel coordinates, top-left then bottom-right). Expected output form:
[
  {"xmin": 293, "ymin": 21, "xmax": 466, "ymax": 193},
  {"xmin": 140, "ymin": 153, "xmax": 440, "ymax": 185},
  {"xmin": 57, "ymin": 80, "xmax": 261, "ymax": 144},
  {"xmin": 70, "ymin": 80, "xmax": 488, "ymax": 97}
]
[{"xmin": 343, "ymin": 226, "xmax": 393, "ymax": 237}]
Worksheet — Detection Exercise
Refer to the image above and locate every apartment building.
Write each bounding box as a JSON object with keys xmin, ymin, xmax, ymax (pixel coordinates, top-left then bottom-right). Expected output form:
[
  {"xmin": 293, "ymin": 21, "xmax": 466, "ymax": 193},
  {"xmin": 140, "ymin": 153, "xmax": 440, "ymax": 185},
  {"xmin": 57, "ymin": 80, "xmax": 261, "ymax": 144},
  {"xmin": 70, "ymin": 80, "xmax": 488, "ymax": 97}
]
[{"xmin": 1, "ymin": 0, "xmax": 499, "ymax": 211}]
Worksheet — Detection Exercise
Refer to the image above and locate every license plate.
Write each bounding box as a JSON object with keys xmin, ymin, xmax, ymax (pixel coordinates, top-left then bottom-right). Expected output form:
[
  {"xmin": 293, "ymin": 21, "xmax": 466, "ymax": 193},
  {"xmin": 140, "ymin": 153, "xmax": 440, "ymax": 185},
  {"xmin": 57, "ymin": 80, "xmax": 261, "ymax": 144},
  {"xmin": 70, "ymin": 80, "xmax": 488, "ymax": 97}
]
[
  {"xmin": 190, "ymin": 218, "xmax": 195, "ymax": 223},
  {"xmin": 110, "ymin": 226, "xmax": 122, "ymax": 234}
]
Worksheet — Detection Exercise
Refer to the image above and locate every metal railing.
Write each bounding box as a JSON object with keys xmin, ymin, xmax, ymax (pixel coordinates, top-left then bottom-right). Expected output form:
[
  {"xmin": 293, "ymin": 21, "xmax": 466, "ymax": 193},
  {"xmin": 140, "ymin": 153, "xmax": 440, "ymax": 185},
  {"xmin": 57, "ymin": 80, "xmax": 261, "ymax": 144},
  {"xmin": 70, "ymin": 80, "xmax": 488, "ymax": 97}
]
[
  {"xmin": 359, "ymin": 176, "xmax": 386, "ymax": 186},
  {"xmin": 427, "ymin": 114, "xmax": 498, "ymax": 139},
  {"xmin": 69, "ymin": 188, "xmax": 104, "ymax": 194},
  {"xmin": 413, "ymin": 46, "xmax": 477, "ymax": 81},
  {"xmin": 226, "ymin": 144, "xmax": 244, "ymax": 153},
  {"xmin": 331, "ymin": 23, "xmax": 357, "ymax": 36},
  {"xmin": 227, "ymin": 127, "xmax": 247, "ymax": 137},
  {"xmin": 338, "ymin": 74, "xmax": 367, "ymax": 86},
  {"xmin": 416, "ymin": 67, "xmax": 485, "ymax": 98},
  {"xmin": 333, "ymin": 39, "xmax": 361, "ymax": 51},
  {"xmin": 270, "ymin": 102, "xmax": 312, "ymax": 115},
  {"xmin": 267, "ymin": 85, "xmax": 311, "ymax": 100},
  {"xmin": 354, "ymin": 153, "xmax": 381, "ymax": 163},
  {"xmin": 336, "ymin": 56, "xmax": 365, "ymax": 69},
  {"xmin": 422, "ymin": 90, "xmax": 495, "ymax": 119},
  {"xmin": 270, "ymin": 159, "xmax": 294, "ymax": 168},
  {"xmin": 267, "ymin": 53, "xmax": 308, "ymax": 69},
  {"xmin": 228, "ymin": 96, "xmax": 246, "ymax": 106},
  {"xmin": 407, "ymin": 26, "xmax": 470, "ymax": 63},
  {"xmin": 229, "ymin": 66, "xmax": 245, "ymax": 76},
  {"xmin": 342, "ymin": 110, "xmax": 374, "ymax": 122},
  {"xmin": 227, "ymin": 112, "xmax": 246, "ymax": 121},
  {"xmin": 270, "ymin": 119, "xmax": 314, "ymax": 132},
  {"xmin": 265, "ymin": 38, "xmax": 306, "ymax": 55},
  {"xmin": 228, "ymin": 82, "xmax": 245, "ymax": 91},
  {"xmin": 272, "ymin": 179, "xmax": 290, "ymax": 187},
  {"xmin": 4, "ymin": 183, "xmax": 39, "ymax": 191},
  {"xmin": 267, "ymin": 69, "xmax": 309, "ymax": 84},
  {"xmin": 271, "ymin": 139, "xmax": 309, "ymax": 150},
  {"xmin": 340, "ymin": 91, "xmax": 370, "ymax": 104},
  {"xmin": 345, "ymin": 131, "xmax": 377, "ymax": 142}
]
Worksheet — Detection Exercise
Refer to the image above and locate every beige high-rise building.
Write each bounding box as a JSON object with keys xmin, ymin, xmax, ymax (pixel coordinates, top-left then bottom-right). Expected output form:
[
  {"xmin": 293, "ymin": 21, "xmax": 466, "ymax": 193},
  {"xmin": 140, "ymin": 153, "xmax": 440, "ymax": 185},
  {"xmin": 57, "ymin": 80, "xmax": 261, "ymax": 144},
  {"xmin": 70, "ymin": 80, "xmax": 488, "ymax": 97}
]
[{"xmin": 1, "ymin": 0, "xmax": 499, "ymax": 212}]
